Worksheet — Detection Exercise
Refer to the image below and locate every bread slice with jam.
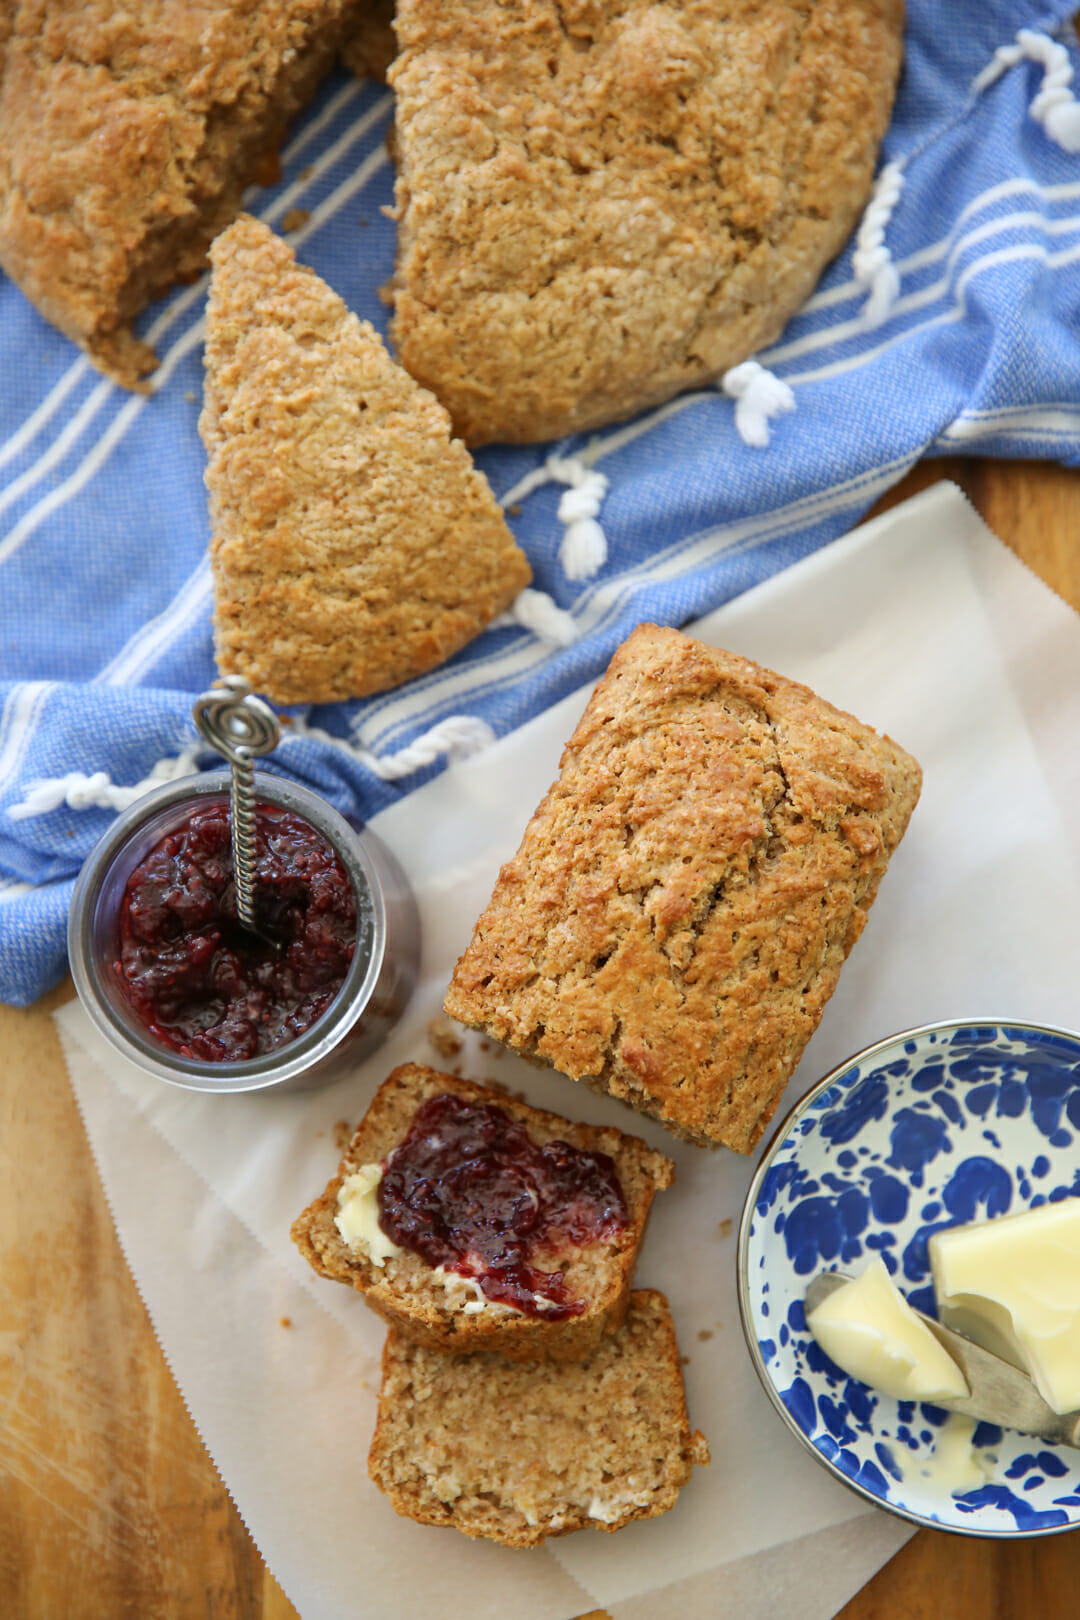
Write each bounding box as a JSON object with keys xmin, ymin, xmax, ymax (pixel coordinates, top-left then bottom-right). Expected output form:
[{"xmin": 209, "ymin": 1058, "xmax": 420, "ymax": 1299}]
[{"xmin": 290, "ymin": 1063, "xmax": 673, "ymax": 1362}]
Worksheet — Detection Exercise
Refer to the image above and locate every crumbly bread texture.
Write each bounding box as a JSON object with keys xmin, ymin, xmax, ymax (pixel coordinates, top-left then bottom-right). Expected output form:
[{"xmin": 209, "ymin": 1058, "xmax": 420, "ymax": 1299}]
[
  {"xmin": 200, "ymin": 216, "xmax": 531, "ymax": 705},
  {"xmin": 0, "ymin": 0, "xmax": 362, "ymax": 387},
  {"xmin": 387, "ymin": 0, "xmax": 904, "ymax": 445},
  {"xmin": 368, "ymin": 1289, "xmax": 709, "ymax": 1544},
  {"xmin": 290, "ymin": 1063, "xmax": 674, "ymax": 1360},
  {"xmin": 341, "ymin": 0, "xmax": 397, "ymax": 80},
  {"xmin": 445, "ymin": 624, "xmax": 922, "ymax": 1153}
]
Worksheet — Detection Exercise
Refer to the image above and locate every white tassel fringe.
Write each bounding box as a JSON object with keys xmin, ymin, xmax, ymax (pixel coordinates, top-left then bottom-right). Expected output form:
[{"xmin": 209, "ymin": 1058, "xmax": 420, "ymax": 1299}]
[
  {"xmin": 720, "ymin": 361, "xmax": 796, "ymax": 448},
  {"xmin": 973, "ymin": 29, "xmax": 1080, "ymax": 152},
  {"xmin": 505, "ymin": 588, "xmax": 578, "ymax": 646},
  {"xmin": 852, "ymin": 160, "xmax": 906, "ymax": 327},
  {"xmin": 7, "ymin": 713, "xmax": 500, "ymax": 818},
  {"xmin": 500, "ymin": 453, "xmax": 610, "ymax": 582},
  {"xmin": 8, "ymin": 744, "xmax": 206, "ymax": 820}
]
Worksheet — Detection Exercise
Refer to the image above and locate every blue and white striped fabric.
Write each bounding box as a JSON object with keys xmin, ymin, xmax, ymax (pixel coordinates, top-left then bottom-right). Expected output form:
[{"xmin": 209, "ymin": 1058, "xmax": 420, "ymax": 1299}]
[{"xmin": 2, "ymin": 1, "xmax": 1080, "ymax": 1004}]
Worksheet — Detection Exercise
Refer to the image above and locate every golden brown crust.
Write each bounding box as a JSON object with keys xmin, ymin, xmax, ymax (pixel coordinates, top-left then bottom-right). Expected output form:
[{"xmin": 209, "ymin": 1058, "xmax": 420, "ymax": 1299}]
[
  {"xmin": 368, "ymin": 1289, "xmax": 708, "ymax": 1544},
  {"xmin": 200, "ymin": 215, "xmax": 532, "ymax": 705},
  {"xmin": 388, "ymin": 0, "xmax": 905, "ymax": 444},
  {"xmin": 290, "ymin": 1063, "xmax": 674, "ymax": 1360},
  {"xmin": 445, "ymin": 624, "xmax": 922, "ymax": 1152},
  {"xmin": 0, "ymin": 0, "xmax": 363, "ymax": 386}
]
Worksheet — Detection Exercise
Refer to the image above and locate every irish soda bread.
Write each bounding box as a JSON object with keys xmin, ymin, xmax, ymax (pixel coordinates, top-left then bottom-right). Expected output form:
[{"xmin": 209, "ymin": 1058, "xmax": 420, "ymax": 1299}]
[
  {"xmin": 388, "ymin": 0, "xmax": 905, "ymax": 444},
  {"xmin": 368, "ymin": 1289, "xmax": 709, "ymax": 1544},
  {"xmin": 200, "ymin": 216, "xmax": 531, "ymax": 705},
  {"xmin": 445, "ymin": 624, "xmax": 922, "ymax": 1153},
  {"xmin": 291, "ymin": 1064, "xmax": 674, "ymax": 1360},
  {"xmin": 0, "ymin": 0, "xmax": 363, "ymax": 387}
]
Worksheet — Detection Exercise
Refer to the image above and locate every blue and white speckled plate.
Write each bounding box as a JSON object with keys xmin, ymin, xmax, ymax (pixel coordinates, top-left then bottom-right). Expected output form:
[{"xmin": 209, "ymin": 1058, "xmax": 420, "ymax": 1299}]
[{"xmin": 738, "ymin": 1020, "xmax": 1080, "ymax": 1538}]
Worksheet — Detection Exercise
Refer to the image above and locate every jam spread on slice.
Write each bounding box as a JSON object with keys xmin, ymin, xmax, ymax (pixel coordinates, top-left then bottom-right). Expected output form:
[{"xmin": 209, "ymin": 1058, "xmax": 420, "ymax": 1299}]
[
  {"xmin": 117, "ymin": 803, "xmax": 356, "ymax": 1062},
  {"xmin": 376, "ymin": 1091, "xmax": 628, "ymax": 1318}
]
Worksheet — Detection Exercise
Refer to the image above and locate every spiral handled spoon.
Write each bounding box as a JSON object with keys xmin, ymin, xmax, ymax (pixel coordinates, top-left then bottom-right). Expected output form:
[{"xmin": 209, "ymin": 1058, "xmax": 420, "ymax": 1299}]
[{"xmin": 192, "ymin": 676, "xmax": 281, "ymax": 934}]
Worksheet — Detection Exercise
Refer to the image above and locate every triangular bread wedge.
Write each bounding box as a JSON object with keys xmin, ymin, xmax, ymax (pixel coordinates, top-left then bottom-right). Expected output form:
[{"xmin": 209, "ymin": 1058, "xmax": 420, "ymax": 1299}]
[{"xmin": 200, "ymin": 215, "xmax": 531, "ymax": 704}]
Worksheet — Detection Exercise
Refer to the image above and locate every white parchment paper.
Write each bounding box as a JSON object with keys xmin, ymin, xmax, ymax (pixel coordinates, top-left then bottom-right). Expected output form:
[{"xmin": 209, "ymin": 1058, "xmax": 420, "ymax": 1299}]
[{"xmin": 55, "ymin": 483, "xmax": 1080, "ymax": 1619}]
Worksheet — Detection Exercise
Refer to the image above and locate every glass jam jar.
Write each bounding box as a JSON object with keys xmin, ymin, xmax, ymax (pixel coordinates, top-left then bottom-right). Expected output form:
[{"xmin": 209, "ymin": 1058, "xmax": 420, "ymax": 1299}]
[{"xmin": 67, "ymin": 772, "xmax": 419, "ymax": 1093}]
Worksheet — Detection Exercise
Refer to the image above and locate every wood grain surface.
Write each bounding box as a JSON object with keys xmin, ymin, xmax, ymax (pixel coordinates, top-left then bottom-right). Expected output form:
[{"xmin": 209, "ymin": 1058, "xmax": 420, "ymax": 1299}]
[{"xmin": 2, "ymin": 457, "xmax": 1079, "ymax": 1620}]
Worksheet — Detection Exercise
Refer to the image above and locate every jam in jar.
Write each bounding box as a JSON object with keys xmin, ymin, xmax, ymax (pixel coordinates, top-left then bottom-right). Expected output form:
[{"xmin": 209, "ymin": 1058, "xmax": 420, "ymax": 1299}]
[{"xmin": 116, "ymin": 802, "xmax": 357, "ymax": 1061}]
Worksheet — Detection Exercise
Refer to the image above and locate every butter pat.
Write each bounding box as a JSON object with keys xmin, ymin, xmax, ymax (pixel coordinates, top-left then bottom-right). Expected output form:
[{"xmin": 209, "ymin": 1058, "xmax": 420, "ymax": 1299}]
[
  {"xmin": 806, "ymin": 1256, "xmax": 969, "ymax": 1402},
  {"xmin": 930, "ymin": 1197, "xmax": 1080, "ymax": 1415},
  {"xmin": 335, "ymin": 1164, "xmax": 403, "ymax": 1267}
]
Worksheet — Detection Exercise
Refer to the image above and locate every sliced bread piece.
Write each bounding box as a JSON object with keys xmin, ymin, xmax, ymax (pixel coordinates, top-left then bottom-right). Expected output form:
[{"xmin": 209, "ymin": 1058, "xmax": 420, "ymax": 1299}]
[
  {"xmin": 200, "ymin": 215, "xmax": 532, "ymax": 704},
  {"xmin": 291, "ymin": 1063, "xmax": 674, "ymax": 1361},
  {"xmin": 368, "ymin": 1288, "xmax": 709, "ymax": 1545}
]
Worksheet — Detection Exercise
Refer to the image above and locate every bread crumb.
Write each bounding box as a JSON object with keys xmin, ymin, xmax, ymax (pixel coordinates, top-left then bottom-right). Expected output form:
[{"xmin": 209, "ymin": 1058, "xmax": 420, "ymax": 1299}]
[
  {"xmin": 507, "ymin": 504, "xmax": 522, "ymax": 517},
  {"xmin": 253, "ymin": 150, "xmax": 282, "ymax": 187},
  {"xmin": 280, "ymin": 1316, "xmax": 292, "ymax": 1328},
  {"xmin": 680, "ymin": 1355, "xmax": 690, "ymax": 1366},
  {"xmin": 697, "ymin": 1329, "xmax": 713, "ymax": 1342},
  {"xmin": 184, "ymin": 390, "xmax": 197, "ymax": 403},
  {"xmin": 281, "ymin": 207, "xmax": 311, "ymax": 232},
  {"xmin": 333, "ymin": 1119, "xmax": 353, "ymax": 1150},
  {"xmin": 426, "ymin": 1016, "xmax": 463, "ymax": 1060},
  {"xmin": 718, "ymin": 1218, "xmax": 733, "ymax": 1239}
]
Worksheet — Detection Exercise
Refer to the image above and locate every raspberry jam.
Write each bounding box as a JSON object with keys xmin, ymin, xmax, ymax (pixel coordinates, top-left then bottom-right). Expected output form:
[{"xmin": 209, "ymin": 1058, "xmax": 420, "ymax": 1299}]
[
  {"xmin": 377, "ymin": 1092, "xmax": 628, "ymax": 1317},
  {"xmin": 116, "ymin": 803, "xmax": 357, "ymax": 1062}
]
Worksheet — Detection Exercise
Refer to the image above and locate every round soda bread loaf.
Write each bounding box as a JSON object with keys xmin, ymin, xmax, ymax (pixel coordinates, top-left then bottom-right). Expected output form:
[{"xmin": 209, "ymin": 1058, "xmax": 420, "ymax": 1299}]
[
  {"xmin": 368, "ymin": 1288, "xmax": 709, "ymax": 1544},
  {"xmin": 445, "ymin": 624, "xmax": 922, "ymax": 1153},
  {"xmin": 387, "ymin": 0, "xmax": 905, "ymax": 444},
  {"xmin": 290, "ymin": 1063, "xmax": 675, "ymax": 1361},
  {"xmin": 200, "ymin": 215, "xmax": 532, "ymax": 704},
  {"xmin": 0, "ymin": 0, "xmax": 365, "ymax": 387}
]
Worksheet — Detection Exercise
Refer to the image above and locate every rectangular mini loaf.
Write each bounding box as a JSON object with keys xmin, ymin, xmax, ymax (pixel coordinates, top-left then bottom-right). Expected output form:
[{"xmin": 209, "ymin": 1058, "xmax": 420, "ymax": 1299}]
[
  {"xmin": 445, "ymin": 623, "xmax": 922, "ymax": 1154},
  {"xmin": 368, "ymin": 1289, "xmax": 709, "ymax": 1545},
  {"xmin": 290, "ymin": 1063, "xmax": 674, "ymax": 1361}
]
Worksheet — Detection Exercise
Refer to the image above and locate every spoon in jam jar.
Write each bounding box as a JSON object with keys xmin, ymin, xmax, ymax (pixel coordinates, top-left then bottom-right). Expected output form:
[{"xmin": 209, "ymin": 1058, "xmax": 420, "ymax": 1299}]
[{"xmin": 192, "ymin": 676, "xmax": 281, "ymax": 937}]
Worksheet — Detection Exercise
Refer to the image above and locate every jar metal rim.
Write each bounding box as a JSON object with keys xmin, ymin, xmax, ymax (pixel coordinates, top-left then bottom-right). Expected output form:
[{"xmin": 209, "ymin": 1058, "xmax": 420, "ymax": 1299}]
[{"xmin": 67, "ymin": 771, "xmax": 389, "ymax": 1093}]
